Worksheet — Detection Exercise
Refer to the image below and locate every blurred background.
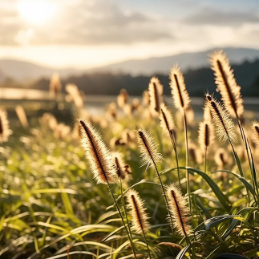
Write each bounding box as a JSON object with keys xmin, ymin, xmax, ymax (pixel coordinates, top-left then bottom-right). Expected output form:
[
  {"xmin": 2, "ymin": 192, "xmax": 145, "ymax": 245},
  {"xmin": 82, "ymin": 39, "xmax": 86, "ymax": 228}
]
[{"xmin": 1, "ymin": 0, "xmax": 259, "ymax": 120}]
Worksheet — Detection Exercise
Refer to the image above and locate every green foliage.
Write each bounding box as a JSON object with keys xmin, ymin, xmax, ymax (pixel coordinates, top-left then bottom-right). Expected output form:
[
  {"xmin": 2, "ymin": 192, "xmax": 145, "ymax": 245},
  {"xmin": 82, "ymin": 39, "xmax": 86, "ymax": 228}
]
[{"xmin": 0, "ymin": 101, "xmax": 259, "ymax": 259}]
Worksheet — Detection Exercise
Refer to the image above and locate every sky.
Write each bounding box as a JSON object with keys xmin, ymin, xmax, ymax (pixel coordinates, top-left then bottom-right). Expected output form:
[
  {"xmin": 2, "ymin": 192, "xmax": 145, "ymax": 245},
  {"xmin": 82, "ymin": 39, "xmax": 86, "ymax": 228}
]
[{"xmin": 0, "ymin": 0, "xmax": 259, "ymax": 68}]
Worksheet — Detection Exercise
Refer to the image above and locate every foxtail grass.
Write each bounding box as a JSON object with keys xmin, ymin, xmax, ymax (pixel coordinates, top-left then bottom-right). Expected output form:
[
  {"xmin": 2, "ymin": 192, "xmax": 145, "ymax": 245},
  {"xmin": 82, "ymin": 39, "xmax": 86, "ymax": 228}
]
[
  {"xmin": 170, "ymin": 65, "xmax": 191, "ymax": 211},
  {"xmin": 148, "ymin": 77, "xmax": 163, "ymax": 115},
  {"xmin": 210, "ymin": 51, "xmax": 257, "ymax": 197},
  {"xmin": 166, "ymin": 184, "xmax": 192, "ymax": 238},
  {"xmin": 160, "ymin": 104, "xmax": 181, "ymax": 189},
  {"xmin": 15, "ymin": 105, "xmax": 28, "ymax": 128},
  {"xmin": 136, "ymin": 127, "xmax": 174, "ymax": 233},
  {"xmin": 127, "ymin": 189, "xmax": 152, "ymax": 258},
  {"xmin": 0, "ymin": 108, "xmax": 11, "ymax": 143},
  {"xmin": 112, "ymin": 152, "xmax": 133, "ymax": 242},
  {"xmin": 210, "ymin": 51, "xmax": 243, "ymax": 118},
  {"xmin": 205, "ymin": 95, "xmax": 247, "ymax": 181},
  {"xmin": 199, "ymin": 104, "xmax": 214, "ymax": 173},
  {"xmin": 79, "ymin": 120, "xmax": 137, "ymax": 258}
]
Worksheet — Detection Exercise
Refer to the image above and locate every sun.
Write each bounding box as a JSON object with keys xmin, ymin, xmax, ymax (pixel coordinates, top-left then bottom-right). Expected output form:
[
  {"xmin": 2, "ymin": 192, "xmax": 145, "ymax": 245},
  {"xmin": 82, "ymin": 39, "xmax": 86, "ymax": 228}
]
[{"xmin": 18, "ymin": 0, "xmax": 56, "ymax": 24}]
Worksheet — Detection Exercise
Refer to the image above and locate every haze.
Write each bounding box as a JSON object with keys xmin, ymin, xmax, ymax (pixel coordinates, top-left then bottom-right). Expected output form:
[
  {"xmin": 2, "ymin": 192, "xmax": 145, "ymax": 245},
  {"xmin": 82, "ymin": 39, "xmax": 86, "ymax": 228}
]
[{"xmin": 1, "ymin": 0, "xmax": 259, "ymax": 69}]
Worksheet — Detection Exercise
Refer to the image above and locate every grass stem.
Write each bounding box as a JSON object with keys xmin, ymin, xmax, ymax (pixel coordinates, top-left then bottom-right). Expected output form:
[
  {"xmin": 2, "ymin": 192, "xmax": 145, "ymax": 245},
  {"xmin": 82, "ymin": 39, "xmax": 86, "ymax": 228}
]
[
  {"xmin": 183, "ymin": 111, "xmax": 191, "ymax": 212},
  {"xmin": 169, "ymin": 132, "xmax": 181, "ymax": 191},
  {"xmin": 107, "ymin": 181, "xmax": 137, "ymax": 259}
]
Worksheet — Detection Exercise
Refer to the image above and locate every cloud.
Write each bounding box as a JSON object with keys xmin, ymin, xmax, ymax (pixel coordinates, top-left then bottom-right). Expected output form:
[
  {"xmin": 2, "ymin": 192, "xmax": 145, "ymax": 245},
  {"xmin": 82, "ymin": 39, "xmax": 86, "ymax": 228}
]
[
  {"xmin": 0, "ymin": 0, "xmax": 173, "ymax": 46},
  {"xmin": 183, "ymin": 8, "xmax": 259, "ymax": 26}
]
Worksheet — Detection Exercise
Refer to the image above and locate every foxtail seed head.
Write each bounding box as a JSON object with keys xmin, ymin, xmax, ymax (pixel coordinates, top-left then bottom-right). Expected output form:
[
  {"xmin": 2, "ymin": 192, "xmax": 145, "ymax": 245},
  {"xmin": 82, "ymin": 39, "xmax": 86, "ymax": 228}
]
[
  {"xmin": 148, "ymin": 77, "xmax": 163, "ymax": 114},
  {"xmin": 49, "ymin": 72, "xmax": 62, "ymax": 97},
  {"xmin": 205, "ymin": 94, "xmax": 236, "ymax": 142},
  {"xmin": 210, "ymin": 51, "xmax": 243, "ymax": 117},
  {"xmin": 199, "ymin": 121, "xmax": 214, "ymax": 152},
  {"xmin": 167, "ymin": 184, "xmax": 192, "ymax": 237},
  {"xmin": 15, "ymin": 105, "xmax": 28, "ymax": 128},
  {"xmin": 215, "ymin": 148, "xmax": 230, "ymax": 168},
  {"xmin": 252, "ymin": 122, "xmax": 259, "ymax": 147},
  {"xmin": 136, "ymin": 127, "xmax": 163, "ymax": 169},
  {"xmin": 79, "ymin": 120, "xmax": 117, "ymax": 184},
  {"xmin": 160, "ymin": 103, "xmax": 175, "ymax": 137},
  {"xmin": 0, "ymin": 108, "xmax": 11, "ymax": 143},
  {"xmin": 127, "ymin": 189, "xmax": 150, "ymax": 234},
  {"xmin": 170, "ymin": 65, "xmax": 190, "ymax": 110},
  {"xmin": 112, "ymin": 152, "xmax": 132, "ymax": 181}
]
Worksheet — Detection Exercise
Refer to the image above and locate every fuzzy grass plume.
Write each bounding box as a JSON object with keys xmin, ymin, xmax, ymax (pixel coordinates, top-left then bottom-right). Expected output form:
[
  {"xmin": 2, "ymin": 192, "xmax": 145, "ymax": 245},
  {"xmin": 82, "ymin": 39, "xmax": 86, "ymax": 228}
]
[
  {"xmin": 117, "ymin": 89, "xmax": 129, "ymax": 108},
  {"xmin": 49, "ymin": 72, "xmax": 62, "ymax": 97},
  {"xmin": 148, "ymin": 77, "xmax": 163, "ymax": 114},
  {"xmin": 206, "ymin": 94, "xmax": 236, "ymax": 142},
  {"xmin": 167, "ymin": 184, "xmax": 191, "ymax": 237},
  {"xmin": 66, "ymin": 84, "xmax": 84, "ymax": 109},
  {"xmin": 0, "ymin": 108, "xmax": 11, "ymax": 143},
  {"xmin": 112, "ymin": 152, "xmax": 132, "ymax": 181},
  {"xmin": 79, "ymin": 120, "xmax": 117, "ymax": 184},
  {"xmin": 215, "ymin": 148, "xmax": 230, "ymax": 168},
  {"xmin": 169, "ymin": 65, "xmax": 190, "ymax": 110},
  {"xmin": 15, "ymin": 105, "xmax": 28, "ymax": 128},
  {"xmin": 199, "ymin": 121, "xmax": 213, "ymax": 152},
  {"xmin": 136, "ymin": 127, "xmax": 163, "ymax": 169},
  {"xmin": 160, "ymin": 103, "xmax": 175, "ymax": 137},
  {"xmin": 210, "ymin": 51, "xmax": 243, "ymax": 117},
  {"xmin": 127, "ymin": 189, "xmax": 150, "ymax": 234},
  {"xmin": 252, "ymin": 122, "xmax": 259, "ymax": 147}
]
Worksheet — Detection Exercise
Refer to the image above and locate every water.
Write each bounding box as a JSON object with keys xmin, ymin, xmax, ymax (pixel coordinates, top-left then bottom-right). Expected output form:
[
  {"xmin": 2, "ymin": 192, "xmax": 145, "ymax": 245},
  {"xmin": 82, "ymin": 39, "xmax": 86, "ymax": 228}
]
[{"xmin": 1, "ymin": 88, "xmax": 259, "ymax": 119}]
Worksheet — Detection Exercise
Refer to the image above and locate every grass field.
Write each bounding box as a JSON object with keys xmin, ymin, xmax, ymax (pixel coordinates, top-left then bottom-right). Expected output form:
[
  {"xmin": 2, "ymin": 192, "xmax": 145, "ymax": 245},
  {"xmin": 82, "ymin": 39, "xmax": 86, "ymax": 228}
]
[{"xmin": 1, "ymin": 51, "xmax": 259, "ymax": 259}]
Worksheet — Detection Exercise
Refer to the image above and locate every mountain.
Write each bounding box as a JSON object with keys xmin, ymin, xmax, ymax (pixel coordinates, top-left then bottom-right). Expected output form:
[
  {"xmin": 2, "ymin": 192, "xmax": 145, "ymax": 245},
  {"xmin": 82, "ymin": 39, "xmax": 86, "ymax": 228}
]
[
  {"xmin": 88, "ymin": 47, "xmax": 259, "ymax": 75},
  {"xmin": 27, "ymin": 58, "xmax": 259, "ymax": 97},
  {"xmin": 0, "ymin": 70, "xmax": 6, "ymax": 82},
  {"xmin": 0, "ymin": 59, "xmax": 82, "ymax": 80},
  {"xmin": 1, "ymin": 47, "xmax": 259, "ymax": 80}
]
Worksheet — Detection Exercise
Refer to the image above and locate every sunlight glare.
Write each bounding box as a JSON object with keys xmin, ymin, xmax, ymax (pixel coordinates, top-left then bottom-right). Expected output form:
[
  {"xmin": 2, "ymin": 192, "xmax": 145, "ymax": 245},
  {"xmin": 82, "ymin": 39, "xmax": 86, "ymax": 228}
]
[{"xmin": 18, "ymin": 0, "xmax": 56, "ymax": 24}]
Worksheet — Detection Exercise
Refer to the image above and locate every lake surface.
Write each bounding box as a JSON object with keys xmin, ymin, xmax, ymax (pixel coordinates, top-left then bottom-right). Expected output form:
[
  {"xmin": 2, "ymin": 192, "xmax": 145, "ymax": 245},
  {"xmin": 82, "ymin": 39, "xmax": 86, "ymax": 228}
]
[{"xmin": 1, "ymin": 88, "xmax": 259, "ymax": 119}]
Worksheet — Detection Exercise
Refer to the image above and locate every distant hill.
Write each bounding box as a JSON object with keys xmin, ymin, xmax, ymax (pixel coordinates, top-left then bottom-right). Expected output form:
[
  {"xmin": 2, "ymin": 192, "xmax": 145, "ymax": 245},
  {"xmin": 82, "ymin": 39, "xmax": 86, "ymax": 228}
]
[
  {"xmin": 26, "ymin": 58, "xmax": 259, "ymax": 97},
  {"xmin": 0, "ymin": 70, "xmax": 6, "ymax": 82},
  {"xmin": 1, "ymin": 47, "xmax": 259, "ymax": 80},
  {"xmin": 0, "ymin": 59, "xmax": 82, "ymax": 80},
  {"xmin": 88, "ymin": 47, "xmax": 259, "ymax": 75}
]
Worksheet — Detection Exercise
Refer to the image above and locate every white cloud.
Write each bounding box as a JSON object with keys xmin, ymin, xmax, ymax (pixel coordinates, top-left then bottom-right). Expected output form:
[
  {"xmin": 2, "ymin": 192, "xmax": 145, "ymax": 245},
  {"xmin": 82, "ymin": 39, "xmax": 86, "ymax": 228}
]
[
  {"xmin": 0, "ymin": 0, "xmax": 259, "ymax": 68},
  {"xmin": 0, "ymin": 0, "xmax": 173, "ymax": 46}
]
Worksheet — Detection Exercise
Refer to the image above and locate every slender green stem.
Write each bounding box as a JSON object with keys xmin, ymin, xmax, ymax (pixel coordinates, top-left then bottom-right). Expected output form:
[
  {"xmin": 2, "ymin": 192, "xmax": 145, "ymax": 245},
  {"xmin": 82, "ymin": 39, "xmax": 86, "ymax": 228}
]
[
  {"xmin": 184, "ymin": 234, "xmax": 195, "ymax": 259},
  {"xmin": 169, "ymin": 131, "xmax": 181, "ymax": 191},
  {"xmin": 237, "ymin": 118, "xmax": 252, "ymax": 175},
  {"xmin": 120, "ymin": 179, "xmax": 133, "ymax": 240},
  {"xmin": 227, "ymin": 134, "xmax": 250, "ymax": 204},
  {"xmin": 183, "ymin": 111, "xmax": 191, "ymax": 212},
  {"xmin": 152, "ymin": 160, "xmax": 174, "ymax": 233},
  {"xmin": 204, "ymin": 146, "xmax": 207, "ymax": 174},
  {"xmin": 107, "ymin": 182, "xmax": 137, "ymax": 259},
  {"xmin": 142, "ymin": 230, "xmax": 152, "ymax": 259},
  {"xmin": 237, "ymin": 118, "xmax": 258, "ymax": 196}
]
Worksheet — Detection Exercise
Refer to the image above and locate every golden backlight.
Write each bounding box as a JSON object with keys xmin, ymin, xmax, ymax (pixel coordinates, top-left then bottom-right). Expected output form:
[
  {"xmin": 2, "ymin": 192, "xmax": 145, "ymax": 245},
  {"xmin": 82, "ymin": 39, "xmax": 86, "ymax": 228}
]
[{"xmin": 18, "ymin": 0, "xmax": 56, "ymax": 24}]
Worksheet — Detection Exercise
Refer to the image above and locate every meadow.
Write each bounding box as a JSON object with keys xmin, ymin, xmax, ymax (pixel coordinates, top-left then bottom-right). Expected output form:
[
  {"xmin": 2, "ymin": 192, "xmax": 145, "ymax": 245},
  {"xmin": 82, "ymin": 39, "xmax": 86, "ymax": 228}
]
[{"xmin": 1, "ymin": 51, "xmax": 259, "ymax": 259}]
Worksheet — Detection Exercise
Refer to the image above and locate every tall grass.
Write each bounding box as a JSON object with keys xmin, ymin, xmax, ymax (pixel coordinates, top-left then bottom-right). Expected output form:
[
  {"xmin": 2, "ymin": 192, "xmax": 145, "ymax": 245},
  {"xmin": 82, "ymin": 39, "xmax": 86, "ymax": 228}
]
[{"xmin": 1, "ymin": 51, "xmax": 259, "ymax": 259}]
